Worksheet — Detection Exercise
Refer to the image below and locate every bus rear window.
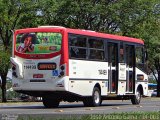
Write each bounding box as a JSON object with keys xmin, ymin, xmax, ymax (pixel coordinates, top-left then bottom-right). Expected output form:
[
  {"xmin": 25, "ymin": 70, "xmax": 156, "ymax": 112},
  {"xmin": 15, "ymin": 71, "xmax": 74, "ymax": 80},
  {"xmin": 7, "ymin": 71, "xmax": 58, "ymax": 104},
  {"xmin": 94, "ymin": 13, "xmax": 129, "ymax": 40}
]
[{"xmin": 16, "ymin": 32, "xmax": 62, "ymax": 54}]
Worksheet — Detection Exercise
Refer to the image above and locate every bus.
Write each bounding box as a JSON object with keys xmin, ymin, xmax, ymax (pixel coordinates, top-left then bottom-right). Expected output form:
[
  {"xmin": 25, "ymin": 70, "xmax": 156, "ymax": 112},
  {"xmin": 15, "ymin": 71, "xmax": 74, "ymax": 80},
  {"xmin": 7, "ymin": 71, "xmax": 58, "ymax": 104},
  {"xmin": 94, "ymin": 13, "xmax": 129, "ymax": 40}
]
[
  {"xmin": 10, "ymin": 26, "xmax": 148, "ymax": 108},
  {"xmin": 147, "ymin": 83, "xmax": 157, "ymax": 96}
]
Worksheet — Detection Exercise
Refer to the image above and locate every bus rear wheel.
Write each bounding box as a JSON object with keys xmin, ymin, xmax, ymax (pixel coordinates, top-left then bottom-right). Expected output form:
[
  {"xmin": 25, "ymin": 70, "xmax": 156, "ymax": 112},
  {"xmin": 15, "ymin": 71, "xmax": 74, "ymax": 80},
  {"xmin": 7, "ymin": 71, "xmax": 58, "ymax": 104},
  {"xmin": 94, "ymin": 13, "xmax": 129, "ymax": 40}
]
[
  {"xmin": 42, "ymin": 96, "xmax": 60, "ymax": 108},
  {"xmin": 131, "ymin": 89, "xmax": 141, "ymax": 105},
  {"xmin": 83, "ymin": 87, "xmax": 101, "ymax": 107}
]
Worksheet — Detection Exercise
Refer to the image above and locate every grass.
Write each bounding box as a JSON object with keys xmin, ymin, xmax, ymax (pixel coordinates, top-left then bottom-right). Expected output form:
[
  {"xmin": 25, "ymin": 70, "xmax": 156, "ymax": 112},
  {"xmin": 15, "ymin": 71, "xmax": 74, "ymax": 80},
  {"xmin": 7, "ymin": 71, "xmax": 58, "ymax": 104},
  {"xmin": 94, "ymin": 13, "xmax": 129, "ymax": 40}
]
[{"xmin": 16, "ymin": 111, "xmax": 160, "ymax": 120}]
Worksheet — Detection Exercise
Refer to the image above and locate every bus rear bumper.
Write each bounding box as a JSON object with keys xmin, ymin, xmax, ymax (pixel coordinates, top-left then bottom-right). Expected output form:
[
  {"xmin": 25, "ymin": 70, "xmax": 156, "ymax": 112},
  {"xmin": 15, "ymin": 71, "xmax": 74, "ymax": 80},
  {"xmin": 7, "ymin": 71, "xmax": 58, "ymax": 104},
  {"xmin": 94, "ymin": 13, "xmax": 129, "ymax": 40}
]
[{"xmin": 12, "ymin": 76, "xmax": 69, "ymax": 92}]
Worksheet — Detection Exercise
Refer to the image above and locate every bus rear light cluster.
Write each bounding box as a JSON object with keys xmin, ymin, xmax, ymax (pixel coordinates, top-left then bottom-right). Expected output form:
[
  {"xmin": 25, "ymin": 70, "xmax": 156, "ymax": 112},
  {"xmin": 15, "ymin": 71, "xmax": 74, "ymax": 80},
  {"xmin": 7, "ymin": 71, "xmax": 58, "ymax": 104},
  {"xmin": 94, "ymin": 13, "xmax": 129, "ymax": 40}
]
[
  {"xmin": 12, "ymin": 72, "xmax": 18, "ymax": 78},
  {"xmin": 12, "ymin": 66, "xmax": 16, "ymax": 71},
  {"xmin": 58, "ymin": 65, "xmax": 65, "ymax": 78},
  {"xmin": 60, "ymin": 71, "xmax": 65, "ymax": 76},
  {"xmin": 60, "ymin": 65, "xmax": 65, "ymax": 70},
  {"xmin": 12, "ymin": 63, "xmax": 17, "ymax": 78}
]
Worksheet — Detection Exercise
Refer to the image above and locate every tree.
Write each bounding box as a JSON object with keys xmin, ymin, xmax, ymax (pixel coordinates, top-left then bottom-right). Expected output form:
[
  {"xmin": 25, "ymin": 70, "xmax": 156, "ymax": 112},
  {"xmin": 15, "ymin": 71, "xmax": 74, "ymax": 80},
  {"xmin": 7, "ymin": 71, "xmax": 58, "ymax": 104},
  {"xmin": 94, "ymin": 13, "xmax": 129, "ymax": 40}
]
[
  {"xmin": 38, "ymin": 0, "xmax": 160, "ymax": 96},
  {"xmin": 0, "ymin": 0, "xmax": 39, "ymax": 102},
  {"xmin": 38, "ymin": 0, "xmax": 123, "ymax": 32},
  {"xmin": 111, "ymin": 0, "xmax": 160, "ymax": 97},
  {"xmin": 0, "ymin": 52, "xmax": 10, "ymax": 102},
  {"xmin": 146, "ymin": 20, "xmax": 160, "ymax": 97},
  {"xmin": 0, "ymin": 0, "xmax": 159, "ymax": 101},
  {"xmin": 118, "ymin": 0, "xmax": 160, "ymax": 97}
]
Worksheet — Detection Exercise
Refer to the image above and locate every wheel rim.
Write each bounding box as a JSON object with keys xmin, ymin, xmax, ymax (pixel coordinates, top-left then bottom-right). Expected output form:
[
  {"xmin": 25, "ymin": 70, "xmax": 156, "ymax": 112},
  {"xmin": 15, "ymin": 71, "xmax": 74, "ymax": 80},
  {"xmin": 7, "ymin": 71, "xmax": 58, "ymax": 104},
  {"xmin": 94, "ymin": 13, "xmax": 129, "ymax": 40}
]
[
  {"xmin": 136, "ymin": 91, "xmax": 141, "ymax": 101},
  {"xmin": 94, "ymin": 91, "xmax": 100, "ymax": 104}
]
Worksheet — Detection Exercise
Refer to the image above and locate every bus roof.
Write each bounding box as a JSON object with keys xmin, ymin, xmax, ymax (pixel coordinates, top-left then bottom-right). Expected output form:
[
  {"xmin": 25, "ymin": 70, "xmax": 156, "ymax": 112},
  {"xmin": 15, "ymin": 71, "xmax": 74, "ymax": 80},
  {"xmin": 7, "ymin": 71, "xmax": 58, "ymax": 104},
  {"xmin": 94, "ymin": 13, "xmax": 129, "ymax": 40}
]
[
  {"xmin": 18, "ymin": 26, "xmax": 144, "ymax": 45},
  {"xmin": 66, "ymin": 28, "xmax": 144, "ymax": 45}
]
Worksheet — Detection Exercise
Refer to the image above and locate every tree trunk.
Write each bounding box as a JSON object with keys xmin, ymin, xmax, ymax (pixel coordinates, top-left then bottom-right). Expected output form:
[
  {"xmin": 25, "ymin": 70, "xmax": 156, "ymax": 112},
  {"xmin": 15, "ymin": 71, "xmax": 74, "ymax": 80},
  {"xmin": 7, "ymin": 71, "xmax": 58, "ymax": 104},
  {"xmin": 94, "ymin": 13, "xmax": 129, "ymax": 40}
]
[
  {"xmin": 157, "ymin": 70, "xmax": 160, "ymax": 97},
  {"xmin": 1, "ymin": 74, "xmax": 7, "ymax": 102}
]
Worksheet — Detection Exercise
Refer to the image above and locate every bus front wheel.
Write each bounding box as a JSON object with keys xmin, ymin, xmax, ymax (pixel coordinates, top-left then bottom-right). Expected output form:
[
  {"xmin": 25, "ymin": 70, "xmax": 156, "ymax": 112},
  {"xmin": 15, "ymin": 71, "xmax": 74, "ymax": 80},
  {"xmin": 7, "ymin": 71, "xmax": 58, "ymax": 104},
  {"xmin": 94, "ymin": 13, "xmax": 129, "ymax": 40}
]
[
  {"xmin": 42, "ymin": 96, "xmax": 60, "ymax": 108},
  {"xmin": 131, "ymin": 89, "xmax": 141, "ymax": 105},
  {"xmin": 83, "ymin": 87, "xmax": 101, "ymax": 107}
]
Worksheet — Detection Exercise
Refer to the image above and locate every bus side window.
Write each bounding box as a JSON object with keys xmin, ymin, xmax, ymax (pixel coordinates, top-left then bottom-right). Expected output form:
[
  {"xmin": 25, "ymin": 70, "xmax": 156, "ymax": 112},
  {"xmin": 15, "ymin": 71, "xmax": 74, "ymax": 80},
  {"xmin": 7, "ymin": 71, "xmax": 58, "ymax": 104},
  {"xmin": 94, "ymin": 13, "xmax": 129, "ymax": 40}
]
[
  {"xmin": 70, "ymin": 47, "xmax": 79, "ymax": 57},
  {"xmin": 135, "ymin": 46, "xmax": 147, "ymax": 72},
  {"xmin": 136, "ymin": 47, "xmax": 143, "ymax": 64},
  {"xmin": 69, "ymin": 36, "xmax": 77, "ymax": 58},
  {"xmin": 69, "ymin": 35, "xmax": 87, "ymax": 59},
  {"xmin": 88, "ymin": 38, "xmax": 104, "ymax": 60},
  {"xmin": 120, "ymin": 43, "xmax": 124, "ymax": 63}
]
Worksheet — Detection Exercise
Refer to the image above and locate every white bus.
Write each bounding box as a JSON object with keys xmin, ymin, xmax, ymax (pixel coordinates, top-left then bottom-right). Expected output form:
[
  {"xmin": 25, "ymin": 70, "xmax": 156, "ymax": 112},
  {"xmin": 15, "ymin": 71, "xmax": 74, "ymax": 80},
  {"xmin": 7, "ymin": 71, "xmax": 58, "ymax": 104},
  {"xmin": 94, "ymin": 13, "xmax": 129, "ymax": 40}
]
[{"xmin": 11, "ymin": 26, "xmax": 148, "ymax": 108}]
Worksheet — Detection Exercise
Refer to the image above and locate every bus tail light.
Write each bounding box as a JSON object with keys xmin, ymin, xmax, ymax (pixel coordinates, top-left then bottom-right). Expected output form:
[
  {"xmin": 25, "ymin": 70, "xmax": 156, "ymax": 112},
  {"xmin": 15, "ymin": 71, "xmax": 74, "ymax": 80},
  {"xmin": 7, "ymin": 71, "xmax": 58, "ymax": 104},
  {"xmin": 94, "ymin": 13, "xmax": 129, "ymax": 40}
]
[
  {"xmin": 11, "ymin": 57, "xmax": 24, "ymax": 78},
  {"xmin": 11, "ymin": 63, "xmax": 16, "ymax": 70},
  {"xmin": 12, "ymin": 72, "xmax": 18, "ymax": 78},
  {"xmin": 58, "ymin": 64, "xmax": 66, "ymax": 78},
  {"xmin": 60, "ymin": 65, "xmax": 65, "ymax": 70},
  {"xmin": 11, "ymin": 63, "xmax": 17, "ymax": 78},
  {"xmin": 12, "ymin": 65, "xmax": 16, "ymax": 71},
  {"xmin": 60, "ymin": 71, "xmax": 65, "ymax": 76}
]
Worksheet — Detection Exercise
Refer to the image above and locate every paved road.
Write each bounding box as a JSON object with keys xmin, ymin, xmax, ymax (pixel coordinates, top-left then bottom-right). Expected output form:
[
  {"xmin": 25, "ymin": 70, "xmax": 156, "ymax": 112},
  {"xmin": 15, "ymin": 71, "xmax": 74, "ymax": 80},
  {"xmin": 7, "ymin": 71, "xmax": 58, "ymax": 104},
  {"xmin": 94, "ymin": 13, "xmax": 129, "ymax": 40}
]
[{"xmin": 0, "ymin": 97, "xmax": 160, "ymax": 119}]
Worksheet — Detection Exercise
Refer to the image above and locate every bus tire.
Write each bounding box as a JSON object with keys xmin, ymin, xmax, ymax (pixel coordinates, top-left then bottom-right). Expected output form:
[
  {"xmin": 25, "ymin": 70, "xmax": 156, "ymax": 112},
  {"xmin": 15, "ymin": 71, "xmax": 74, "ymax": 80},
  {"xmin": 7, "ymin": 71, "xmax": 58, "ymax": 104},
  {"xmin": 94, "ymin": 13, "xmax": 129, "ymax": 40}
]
[
  {"xmin": 42, "ymin": 96, "xmax": 60, "ymax": 108},
  {"xmin": 83, "ymin": 87, "xmax": 101, "ymax": 107},
  {"xmin": 131, "ymin": 89, "xmax": 141, "ymax": 105}
]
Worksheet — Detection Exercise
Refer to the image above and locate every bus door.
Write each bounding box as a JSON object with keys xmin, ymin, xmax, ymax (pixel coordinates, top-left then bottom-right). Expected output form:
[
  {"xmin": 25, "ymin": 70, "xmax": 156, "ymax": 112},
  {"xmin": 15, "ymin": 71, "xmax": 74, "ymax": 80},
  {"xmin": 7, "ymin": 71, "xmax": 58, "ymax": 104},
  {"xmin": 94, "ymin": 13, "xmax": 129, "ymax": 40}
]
[
  {"xmin": 108, "ymin": 42, "xmax": 118, "ymax": 94},
  {"xmin": 125, "ymin": 45, "xmax": 135, "ymax": 93},
  {"xmin": 117, "ymin": 43, "xmax": 127, "ymax": 95}
]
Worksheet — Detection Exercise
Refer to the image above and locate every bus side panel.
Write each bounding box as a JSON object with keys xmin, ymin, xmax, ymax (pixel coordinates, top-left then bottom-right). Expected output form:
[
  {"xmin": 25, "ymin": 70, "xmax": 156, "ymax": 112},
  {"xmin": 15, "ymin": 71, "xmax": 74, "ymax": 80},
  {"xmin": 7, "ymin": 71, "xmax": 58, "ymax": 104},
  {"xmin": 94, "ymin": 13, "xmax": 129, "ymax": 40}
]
[
  {"xmin": 68, "ymin": 59, "xmax": 108, "ymax": 96},
  {"xmin": 135, "ymin": 68, "xmax": 148, "ymax": 96}
]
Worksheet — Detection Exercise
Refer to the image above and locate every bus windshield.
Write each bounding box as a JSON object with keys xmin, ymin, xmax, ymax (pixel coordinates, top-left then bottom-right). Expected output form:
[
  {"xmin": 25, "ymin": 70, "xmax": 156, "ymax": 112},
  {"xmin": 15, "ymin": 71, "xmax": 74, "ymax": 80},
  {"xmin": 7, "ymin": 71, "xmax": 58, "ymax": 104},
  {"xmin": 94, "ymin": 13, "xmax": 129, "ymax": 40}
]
[{"xmin": 16, "ymin": 32, "xmax": 62, "ymax": 54}]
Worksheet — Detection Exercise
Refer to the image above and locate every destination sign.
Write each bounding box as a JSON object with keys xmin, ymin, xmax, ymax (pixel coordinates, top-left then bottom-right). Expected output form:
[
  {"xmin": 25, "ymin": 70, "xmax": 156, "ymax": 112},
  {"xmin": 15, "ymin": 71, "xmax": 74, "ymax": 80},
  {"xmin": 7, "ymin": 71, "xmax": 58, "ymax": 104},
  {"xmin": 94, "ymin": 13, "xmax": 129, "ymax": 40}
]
[{"xmin": 38, "ymin": 63, "xmax": 56, "ymax": 70}]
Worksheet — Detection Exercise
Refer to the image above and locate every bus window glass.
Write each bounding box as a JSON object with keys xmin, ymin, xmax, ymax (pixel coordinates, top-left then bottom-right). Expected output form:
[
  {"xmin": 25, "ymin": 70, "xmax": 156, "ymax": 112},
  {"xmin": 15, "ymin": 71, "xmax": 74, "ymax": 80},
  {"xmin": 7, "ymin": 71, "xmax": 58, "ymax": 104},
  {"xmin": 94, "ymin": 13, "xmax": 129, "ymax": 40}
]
[
  {"xmin": 126, "ymin": 45, "xmax": 134, "ymax": 68},
  {"xmin": 69, "ymin": 35, "xmax": 87, "ymax": 59},
  {"xmin": 70, "ymin": 36, "xmax": 87, "ymax": 47},
  {"xmin": 70, "ymin": 47, "xmax": 87, "ymax": 59},
  {"xmin": 89, "ymin": 39, "xmax": 104, "ymax": 49},
  {"xmin": 88, "ymin": 38, "xmax": 104, "ymax": 60},
  {"xmin": 89, "ymin": 49, "xmax": 104, "ymax": 60},
  {"xmin": 136, "ymin": 47, "xmax": 143, "ymax": 63},
  {"xmin": 109, "ymin": 43, "xmax": 117, "ymax": 66},
  {"xmin": 120, "ymin": 43, "xmax": 124, "ymax": 62},
  {"xmin": 16, "ymin": 32, "xmax": 62, "ymax": 54}
]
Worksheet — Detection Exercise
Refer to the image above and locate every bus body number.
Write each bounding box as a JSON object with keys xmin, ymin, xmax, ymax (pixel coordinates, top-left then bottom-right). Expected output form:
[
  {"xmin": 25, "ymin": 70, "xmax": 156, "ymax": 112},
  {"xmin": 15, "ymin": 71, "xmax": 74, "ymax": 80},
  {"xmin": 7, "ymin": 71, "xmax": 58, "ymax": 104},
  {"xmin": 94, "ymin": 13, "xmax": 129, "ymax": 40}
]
[
  {"xmin": 24, "ymin": 65, "xmax": 37, "ymax": 69},
  {"xmin": 98, "ymin": 70, "xmax": 107, "ymax": 75}
]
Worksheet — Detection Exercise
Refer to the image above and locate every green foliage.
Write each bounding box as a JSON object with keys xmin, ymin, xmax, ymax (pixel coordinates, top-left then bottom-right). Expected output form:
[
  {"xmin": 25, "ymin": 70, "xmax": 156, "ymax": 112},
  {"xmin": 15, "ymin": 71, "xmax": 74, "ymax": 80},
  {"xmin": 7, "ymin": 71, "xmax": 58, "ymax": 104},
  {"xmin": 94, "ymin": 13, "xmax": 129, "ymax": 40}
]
[
  {"xmin": 0, "ymin": 0, "xmax": 40, "ymax": 102},
  {"xmin": 149, "ymin": 79, "xmax": 157, "ymax": 84},
  {"xmin": 36, "ymin": 0, "xmax": 160, "ymax": 96},
  {"xmin": 0, "ymin": 0, "xmax": 159, "ymax": 99},
  {"xmin": 0, "ymin": 81, "xmax": 20, "ymax": 101},
  {"xmin": 6, "ymin": 90, "xmax": 20, "ymax": 100},
  {"xmin": 37, "ymin": 0, "xmax": 160, "ymax": 77},
  {"xmin": 0, "ymin": 0, "xmax": 40, "ymax": 48},
  {"xmin": 37, "ymin": 0, "xmax": 156, "ymax": 32},
  {"xmin": 0, "ymin": 51, "xmax": 10, "ymax": 75}
]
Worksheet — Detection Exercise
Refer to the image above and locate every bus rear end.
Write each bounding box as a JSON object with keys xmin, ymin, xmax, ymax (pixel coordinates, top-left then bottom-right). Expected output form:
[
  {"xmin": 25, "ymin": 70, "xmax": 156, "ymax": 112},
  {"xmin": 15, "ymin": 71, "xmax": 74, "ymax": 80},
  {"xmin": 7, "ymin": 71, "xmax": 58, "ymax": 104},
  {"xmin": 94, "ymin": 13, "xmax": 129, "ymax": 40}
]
[{"xmin": 10, "ymin": 27, "xmax": 69, "ymax": 100}]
